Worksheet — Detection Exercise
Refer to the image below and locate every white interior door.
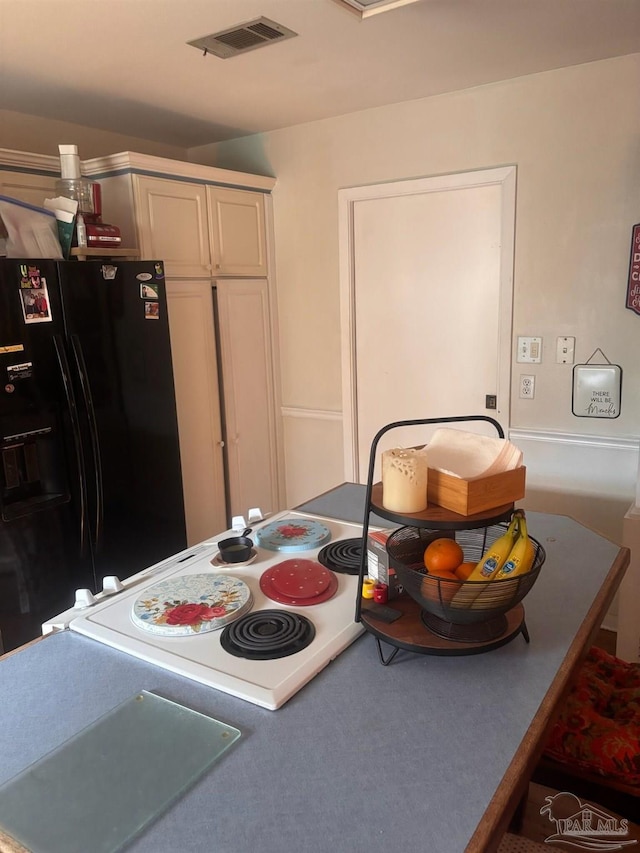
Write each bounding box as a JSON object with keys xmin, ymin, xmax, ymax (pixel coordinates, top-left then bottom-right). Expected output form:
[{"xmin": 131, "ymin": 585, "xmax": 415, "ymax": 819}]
[{"xmin": 339, "ymin": 167, "xmax": 515, "ymax": 481}]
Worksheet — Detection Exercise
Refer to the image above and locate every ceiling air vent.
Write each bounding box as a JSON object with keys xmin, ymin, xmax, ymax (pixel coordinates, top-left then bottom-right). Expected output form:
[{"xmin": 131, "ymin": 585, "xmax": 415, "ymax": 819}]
[{"xmin": 187, "ymin": 17, "xmax": 298, "ymax": 59}]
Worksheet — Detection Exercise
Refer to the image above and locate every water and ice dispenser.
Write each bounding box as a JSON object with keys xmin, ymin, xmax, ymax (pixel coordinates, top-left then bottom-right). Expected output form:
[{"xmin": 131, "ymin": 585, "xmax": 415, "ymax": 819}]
[{"xmin": 0, "ymin": 416, "xmax": 70, "ymax": 522}]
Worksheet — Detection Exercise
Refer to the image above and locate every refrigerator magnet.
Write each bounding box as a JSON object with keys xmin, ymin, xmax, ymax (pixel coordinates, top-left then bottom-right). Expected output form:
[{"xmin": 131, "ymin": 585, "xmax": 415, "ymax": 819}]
[
  {"xmin": 19, "ymin": 278, "xmax": 52, "ymax": 324},
  {"xmin": 144, "ymin": 301, "xmax": 160, "ymax": 320},
  {"xmin": 19, "ymin": 264, "xmax": 41, "ymax": 288},
  {"xmin": 101, "ymin": 265, "xmax": 117, "ymax": 280},
  {"xmin": 6, "ymin": 362, "xmax": 33, "ymax": 381},
  {"xmin": 140, "ymin": 283, "xmax": 159, "ymax": 300}
]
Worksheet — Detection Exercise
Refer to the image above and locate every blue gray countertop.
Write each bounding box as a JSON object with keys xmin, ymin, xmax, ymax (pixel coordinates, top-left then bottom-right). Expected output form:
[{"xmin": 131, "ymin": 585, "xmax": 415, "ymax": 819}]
[{"xmin": 0, "ymin": 484, "xmax": 624, "ymax": 852}]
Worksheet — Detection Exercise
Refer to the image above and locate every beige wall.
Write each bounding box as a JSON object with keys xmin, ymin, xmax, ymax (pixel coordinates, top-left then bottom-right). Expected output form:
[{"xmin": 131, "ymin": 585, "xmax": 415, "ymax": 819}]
[
  {"xmin": 2, "ymin": 57, "xmax": 639, "ymax": 552},
  {"xmin": 190, "ymin": 55, "xmax": 640, "ymax": 528},
  {"xmin": 1, "ymin": 58, "xmax": 636, "ymax": 627},
  {"xmin": 0, "ymin": 109, "xmax": 187, "ymax": 161}
]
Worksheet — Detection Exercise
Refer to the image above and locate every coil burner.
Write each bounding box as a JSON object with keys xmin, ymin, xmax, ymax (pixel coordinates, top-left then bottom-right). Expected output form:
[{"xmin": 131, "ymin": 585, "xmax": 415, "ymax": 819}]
[
  {"xmin": 316, "ymin": 538, "xmax": 363, "ymax": 576},
  {"xmin": 220, "ymin": 610, "xmax": 316, "ymax": 660}
]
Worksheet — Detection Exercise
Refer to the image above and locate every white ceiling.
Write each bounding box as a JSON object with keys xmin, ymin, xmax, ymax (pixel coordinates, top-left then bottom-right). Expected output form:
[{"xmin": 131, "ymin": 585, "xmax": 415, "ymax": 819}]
[{"xmin": 1, "ymin": 0, "xmax": 639, "ymax": 149}]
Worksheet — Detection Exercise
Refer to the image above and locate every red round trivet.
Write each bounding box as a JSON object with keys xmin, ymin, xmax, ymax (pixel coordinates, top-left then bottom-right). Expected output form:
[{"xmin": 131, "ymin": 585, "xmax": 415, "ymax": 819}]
[{"xmin": 259, "ymin": 559, "xmax": 338, "ymax": 606}]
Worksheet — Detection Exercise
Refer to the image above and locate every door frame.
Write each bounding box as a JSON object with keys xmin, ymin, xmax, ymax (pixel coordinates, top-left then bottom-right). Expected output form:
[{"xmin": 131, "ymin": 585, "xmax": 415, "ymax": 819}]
[{"xmin": 338, "ymin": 166, "xmax": 517, "ymax": 481}]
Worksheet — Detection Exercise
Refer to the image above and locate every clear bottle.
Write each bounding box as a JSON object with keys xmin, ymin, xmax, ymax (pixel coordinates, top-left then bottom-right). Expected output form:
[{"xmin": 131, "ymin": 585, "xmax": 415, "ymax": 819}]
[
  {"xmin": 75, "ymin": 213, "xmax": 87, "ymax": 248},
  {"xmin": 55, "ymin": 144, "xmax": 94, "ymax": 216}
]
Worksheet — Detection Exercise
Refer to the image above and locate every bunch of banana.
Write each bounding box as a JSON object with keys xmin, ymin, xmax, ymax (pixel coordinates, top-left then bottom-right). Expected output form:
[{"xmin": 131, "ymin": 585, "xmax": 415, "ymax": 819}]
[
  {"xmin": 450, "ymin": 511, "xmax": 536, "ymax": 609},
  {"xmin": 465, "ymin": 512, "xmax": 520, "ymax": 582},
  {"xmin": 494, "ymin": 510, "xmax": 535, "ymax": 580},
  {"xmin": 450, "ymin": 513, "xmax": 519, "ymax": 608},
  {"xmin": 470, "ymin": 510, "xmax": 536, "ymax": 609}
]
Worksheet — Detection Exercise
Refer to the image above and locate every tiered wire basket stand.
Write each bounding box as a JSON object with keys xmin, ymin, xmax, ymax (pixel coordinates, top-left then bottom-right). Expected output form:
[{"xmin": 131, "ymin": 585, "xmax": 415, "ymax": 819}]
[{"xmin": 356, "ymin": 415, "xmax": 545, "ymax": 664}]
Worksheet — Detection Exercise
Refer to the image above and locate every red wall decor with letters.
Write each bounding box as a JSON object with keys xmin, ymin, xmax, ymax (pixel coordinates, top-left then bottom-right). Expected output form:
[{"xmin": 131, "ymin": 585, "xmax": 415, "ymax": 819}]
[{"xmin": 626, "ymin": 222, "xmax": 640, "ymax": 315}]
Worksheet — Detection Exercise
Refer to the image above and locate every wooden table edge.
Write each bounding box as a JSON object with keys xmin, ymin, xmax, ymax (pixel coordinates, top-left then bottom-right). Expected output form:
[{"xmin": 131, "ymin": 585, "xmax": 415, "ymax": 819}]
[
  {"xmin": 0, "ymin": 633, "xmax": 48, "ymax": 663},
  {"xmin": 0, "ymin": 828, "xmax": 30, "ymax": 853},
  {"xmin": 464, "ymin": 544, "xmax": 631, "ymax": 852}
]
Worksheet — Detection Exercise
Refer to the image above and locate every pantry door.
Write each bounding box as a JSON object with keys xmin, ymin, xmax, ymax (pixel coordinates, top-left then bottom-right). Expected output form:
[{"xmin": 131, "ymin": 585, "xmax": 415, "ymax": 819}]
[
  {"xmin": 215, "ymin": 279, "xmax": 280, "ymax": 521},
  {"xmin": 339, "ymin": 167, "xmax": 516, "ymax": 482}
]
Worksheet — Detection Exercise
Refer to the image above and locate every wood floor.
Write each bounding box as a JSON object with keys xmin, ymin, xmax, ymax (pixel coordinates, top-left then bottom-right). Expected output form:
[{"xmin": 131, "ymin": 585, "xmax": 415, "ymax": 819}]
[{"xmin": 512, "ymin": 628, "xmax": 640, "ymax": 846}]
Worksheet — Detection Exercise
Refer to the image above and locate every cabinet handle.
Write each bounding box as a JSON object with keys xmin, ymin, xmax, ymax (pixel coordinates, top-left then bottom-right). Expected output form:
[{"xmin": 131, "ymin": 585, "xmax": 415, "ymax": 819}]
[{"xmin": 218, "ymin": 440, "xmax": 225, "ymax": 447}]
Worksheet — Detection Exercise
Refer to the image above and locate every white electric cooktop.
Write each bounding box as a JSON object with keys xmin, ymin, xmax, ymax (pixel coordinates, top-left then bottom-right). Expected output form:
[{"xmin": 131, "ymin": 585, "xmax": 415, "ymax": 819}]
[{"xmin": 61, "ymin": 512, "xmax": 366, "ymax": 710}]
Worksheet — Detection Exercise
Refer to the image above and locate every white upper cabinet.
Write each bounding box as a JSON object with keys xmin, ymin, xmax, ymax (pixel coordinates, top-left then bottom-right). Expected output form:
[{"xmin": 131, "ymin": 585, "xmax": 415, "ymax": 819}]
[
  {"xmin": 0, "ymin": 170, "xmax": 57, "ymax": 207},
  {"xmin": 207, "ymin": 187, "xmax": 267, "ymax": 277},
  {"xmin": 0, "ymin": 151, "xmax": 275, "ymax": 279},
  {"xmin": 82, "ymin": 152, "xmax": 276, "ymax": 279},
  {"xmin": 132, "ymin": 179, "xmax": 268, "ymax": 278},
  {"xmin": 134, "ymin": 176, "xmax": 212, "ymax": 278}
]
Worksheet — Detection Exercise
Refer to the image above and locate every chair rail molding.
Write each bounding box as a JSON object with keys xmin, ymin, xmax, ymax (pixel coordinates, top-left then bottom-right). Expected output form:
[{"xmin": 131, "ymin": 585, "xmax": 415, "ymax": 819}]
[
  {"xmin": 281, "ymin": 406, "xmax": 342, "ymax": 421},
  {"xmin": 509, "ymin": 427, "xmax": 639, "ymax": 452}
]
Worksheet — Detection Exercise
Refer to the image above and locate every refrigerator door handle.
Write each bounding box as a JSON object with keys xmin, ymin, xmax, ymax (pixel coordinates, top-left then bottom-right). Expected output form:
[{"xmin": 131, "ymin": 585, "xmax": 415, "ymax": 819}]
[
  {"xmin": 53, "ymin": 334, "xmax": 88, "ymax": 556},
  {"xmin": 70, "ymin": 334, "xmax": 104, "ymax": 550}
]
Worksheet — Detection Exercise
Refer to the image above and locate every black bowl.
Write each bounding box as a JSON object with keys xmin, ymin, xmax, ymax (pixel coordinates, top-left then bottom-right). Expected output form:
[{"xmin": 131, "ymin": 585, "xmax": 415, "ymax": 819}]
[
  {"xmin": 218, "ymin": 535, "xmax": 253, "ymax": 563},
  {"xmin": 386, "ymin": 524, "xmax": 545, "ymax": 626}
]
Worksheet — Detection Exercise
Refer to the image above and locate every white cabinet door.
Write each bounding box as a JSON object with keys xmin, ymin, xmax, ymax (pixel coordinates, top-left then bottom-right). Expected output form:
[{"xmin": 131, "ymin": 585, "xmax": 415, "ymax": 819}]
[
  {"xmin": 215, "ymin": 279, "xmax": 279, "ymax": 519},
  {"xmin": 166, "ymin": 280, "xmax": 227, "ymax": 543},
  {"xmin": 134, "ymin": 176, "xmax": 211, "ymax": 278},
  {"xmin": 0, "ymin": 171, "xmax": 57, "ymax": 206},
  {"xmin": 207, "ymin": 187, "xmax": 267, "ymax": 276}
]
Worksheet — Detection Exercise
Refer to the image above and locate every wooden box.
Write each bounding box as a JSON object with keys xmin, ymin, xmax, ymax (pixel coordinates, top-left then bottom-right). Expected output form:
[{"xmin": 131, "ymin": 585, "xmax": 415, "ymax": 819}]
[{"xmin": 427, "ymin": 466, "xmax": 526, "ymax": 516}]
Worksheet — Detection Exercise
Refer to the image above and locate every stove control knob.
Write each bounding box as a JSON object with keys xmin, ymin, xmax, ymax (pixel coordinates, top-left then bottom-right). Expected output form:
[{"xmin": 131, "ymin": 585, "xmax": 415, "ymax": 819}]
[
  {"xmin": 74, "ymin": 588, "xmax": 97, "ymax": 609},
  {"xmin": 102, "ymin": 576, "xmax": 124, "ymax": 595}
]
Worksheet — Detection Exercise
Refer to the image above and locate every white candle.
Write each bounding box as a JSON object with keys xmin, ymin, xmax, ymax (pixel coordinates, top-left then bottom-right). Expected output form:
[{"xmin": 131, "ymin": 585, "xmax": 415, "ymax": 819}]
[{"xmin": 381, "ymin": 448, "xmax": 428, "ymax": 513}]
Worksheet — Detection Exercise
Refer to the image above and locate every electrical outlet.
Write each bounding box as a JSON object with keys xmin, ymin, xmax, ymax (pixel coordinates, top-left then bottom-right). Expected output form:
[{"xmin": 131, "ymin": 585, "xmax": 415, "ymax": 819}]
[{"xmin": 519, "ymin": 374, "xmax": 535, "ymax": 399}]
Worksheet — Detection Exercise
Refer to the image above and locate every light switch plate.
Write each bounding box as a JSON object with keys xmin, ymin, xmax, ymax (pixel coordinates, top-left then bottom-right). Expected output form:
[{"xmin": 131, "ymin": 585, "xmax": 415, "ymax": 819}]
[
  {"xmin": 517, "ymin": 336, "xmax": 542, "ymax": 363},
  {"xmin": 556, "ymin": 336, "xmax": 575, "ymax": 364}
]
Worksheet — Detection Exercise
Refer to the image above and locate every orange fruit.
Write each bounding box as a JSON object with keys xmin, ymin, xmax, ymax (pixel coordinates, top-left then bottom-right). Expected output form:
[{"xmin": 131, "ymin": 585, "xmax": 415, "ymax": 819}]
[
  {"xmin": 455, "ymin": 562, "xmax": 476, "ymax": 581},
  {"xmin": 421, "ymin": 569, "xmax": 458, "ymax": 605},
  {"xmin": 427, "ymin": 566, "xmax": 460, "ymax": 579},
  {"xmin": 423, "ymin": 538, "xmax": 464, "ymax": 573}
]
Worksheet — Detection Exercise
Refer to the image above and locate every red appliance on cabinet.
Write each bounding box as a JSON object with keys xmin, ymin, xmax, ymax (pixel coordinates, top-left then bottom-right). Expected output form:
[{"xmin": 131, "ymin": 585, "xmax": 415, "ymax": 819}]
[{"xmin": 84, "ymin": 183, "xmax": 122, "ymax": 249}]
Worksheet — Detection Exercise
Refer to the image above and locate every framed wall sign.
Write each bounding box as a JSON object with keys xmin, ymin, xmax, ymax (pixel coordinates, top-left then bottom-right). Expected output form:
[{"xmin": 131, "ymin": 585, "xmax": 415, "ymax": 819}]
[
  {"xmin": 572, "ymin": 349, "xmax": 622, "ymax": 419},
  {"xmin": 626, "ymin": 222, "xmax": 640, "ymax": 315}
]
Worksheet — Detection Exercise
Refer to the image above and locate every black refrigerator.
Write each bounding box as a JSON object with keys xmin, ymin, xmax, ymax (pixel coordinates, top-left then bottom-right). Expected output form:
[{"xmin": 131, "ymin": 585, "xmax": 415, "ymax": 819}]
[{"xmin": 0, "ymin": 258, "xmax": 186, "ymax": 652}]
